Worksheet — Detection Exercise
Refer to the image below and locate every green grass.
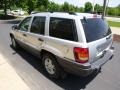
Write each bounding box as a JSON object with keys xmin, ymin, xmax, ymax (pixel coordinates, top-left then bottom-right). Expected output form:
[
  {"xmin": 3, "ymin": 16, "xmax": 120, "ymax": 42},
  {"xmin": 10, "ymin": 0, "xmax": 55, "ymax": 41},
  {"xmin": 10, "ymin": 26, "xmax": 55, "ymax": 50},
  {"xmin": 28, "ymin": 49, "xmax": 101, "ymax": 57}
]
[{"xmin": 108, "ymin": 21, "xmax": 120, "ymax": 27}]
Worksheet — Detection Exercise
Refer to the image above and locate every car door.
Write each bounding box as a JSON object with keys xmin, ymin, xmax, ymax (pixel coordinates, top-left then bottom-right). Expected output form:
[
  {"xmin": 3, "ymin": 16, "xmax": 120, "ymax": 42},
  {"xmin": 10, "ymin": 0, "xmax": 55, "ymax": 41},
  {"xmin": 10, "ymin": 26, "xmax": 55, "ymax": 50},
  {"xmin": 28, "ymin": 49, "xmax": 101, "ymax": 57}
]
[
  {"xmin": 15, "ymin": 17, "xmax": 32, "ymax": 46},
  {"xmin": 47, "ymin": 17, "xmax": 78, "ymax": 60},
  {"xmin": 26, "ymin": 16, "xmax": 46, "ymax": 54}
]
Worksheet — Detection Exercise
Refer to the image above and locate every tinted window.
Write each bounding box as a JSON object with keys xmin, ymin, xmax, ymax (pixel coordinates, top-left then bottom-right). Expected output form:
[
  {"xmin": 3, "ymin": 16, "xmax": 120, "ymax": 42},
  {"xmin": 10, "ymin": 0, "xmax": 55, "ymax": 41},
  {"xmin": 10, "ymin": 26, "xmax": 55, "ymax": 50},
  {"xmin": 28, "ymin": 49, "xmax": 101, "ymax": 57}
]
[
  {"xmin": 30, "ymin": 16, "xmax": 46, "ymax": 35},
  {"xmin": 19, "ymin": 17, "xmax": 31, "ymax": 31},
  {"xmin": 49, "ymin": 17, "xmax": 77, "ymax": 41},
  {"xmin": 81, "ymin": 18, "xmax": 111, "ymax": 42}
]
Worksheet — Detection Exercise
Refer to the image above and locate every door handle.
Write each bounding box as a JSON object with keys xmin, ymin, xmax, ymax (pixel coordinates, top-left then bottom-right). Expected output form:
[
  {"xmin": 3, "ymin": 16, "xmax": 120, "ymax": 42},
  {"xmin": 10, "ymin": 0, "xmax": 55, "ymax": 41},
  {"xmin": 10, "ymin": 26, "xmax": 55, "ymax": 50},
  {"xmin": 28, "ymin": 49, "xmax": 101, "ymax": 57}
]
[
  {"xmin": 38, "ymin": 38, "xmax": 44, "ymax": 42},
  {"xmin": 23, "ymin": 34, "xmax": 27, "ymax": 37}
]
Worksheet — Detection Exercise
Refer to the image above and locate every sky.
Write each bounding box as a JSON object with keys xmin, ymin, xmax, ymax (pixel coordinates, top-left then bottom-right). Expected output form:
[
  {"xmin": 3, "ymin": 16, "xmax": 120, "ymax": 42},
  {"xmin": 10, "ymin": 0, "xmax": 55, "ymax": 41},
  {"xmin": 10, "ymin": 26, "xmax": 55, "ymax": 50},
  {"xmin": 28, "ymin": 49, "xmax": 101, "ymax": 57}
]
[{"xmin": 49, "ymin": 0, "xmax": 120, "ymax": 7}]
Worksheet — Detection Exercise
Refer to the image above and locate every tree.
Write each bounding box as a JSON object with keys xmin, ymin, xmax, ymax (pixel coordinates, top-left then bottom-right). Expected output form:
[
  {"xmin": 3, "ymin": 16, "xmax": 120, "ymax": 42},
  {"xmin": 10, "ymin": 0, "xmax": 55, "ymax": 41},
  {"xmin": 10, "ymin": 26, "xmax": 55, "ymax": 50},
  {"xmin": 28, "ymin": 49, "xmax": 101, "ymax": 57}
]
[
  {"xmin": 117, "ymin": 4, "xmax": 120, "ymax": 16},
  {"xmin": 79, "ymin": 7, "xmax": 84, "ymax": 12},
  {"xmin": 15, "ymin": 0, "xmax": 28, "ymax": 10},
  {"xmin": 61, "ymin": 2, "xmax": 70, "ymax": 12},
  {"xmin": 47, "ymin": 2, "xmax": 61, "ymax": 11},
  {"xmin": 107, "ymin": 7, "xmax": 116, "ymax": 16},
  {"xmin": 0, "ymin": 0, "xmax": 16, "ymax": 16},
  {"xmin": 94, "ymin": 4, "xmax": 102, "ymax": 13},
  {"xmin": 68, "ymin": 4, "xmax": 75, "ymax": 12},
  {"xmin": 47, "ymin": 1, "xmax": 84, "ymax": 12},
  {"xmin": 0, "ymin": 0, "xmax": 4, "ymax": 9},
  {"xmin": 27, "ymin": 0, "xmax": 36, "ymax": 14},
  {"xmin": 15, "ymin": 0, "xmax": 36, "ymax": 14},
  {"xmin": 4, "ymin": 0, "xmax": 6, "ymax": 15},
  {"xmin": 36, "ymin": 0, "xmax": 49, "ymax": 11},
  {"xmin": 106, "ymin": 6, "xmax": 120, "ymax": 16},
  {"xmin": 84, "ymin": 2, "xmax": 93, "ymax": 13}
]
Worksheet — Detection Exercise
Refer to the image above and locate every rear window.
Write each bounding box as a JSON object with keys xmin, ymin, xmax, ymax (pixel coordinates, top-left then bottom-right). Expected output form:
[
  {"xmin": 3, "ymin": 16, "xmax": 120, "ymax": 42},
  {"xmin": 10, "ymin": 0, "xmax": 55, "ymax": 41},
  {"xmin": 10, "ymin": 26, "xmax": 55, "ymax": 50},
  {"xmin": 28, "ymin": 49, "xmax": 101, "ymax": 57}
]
[{"xmin": 81, "ymin": 18, "xmax": 111, "ymax": 42}]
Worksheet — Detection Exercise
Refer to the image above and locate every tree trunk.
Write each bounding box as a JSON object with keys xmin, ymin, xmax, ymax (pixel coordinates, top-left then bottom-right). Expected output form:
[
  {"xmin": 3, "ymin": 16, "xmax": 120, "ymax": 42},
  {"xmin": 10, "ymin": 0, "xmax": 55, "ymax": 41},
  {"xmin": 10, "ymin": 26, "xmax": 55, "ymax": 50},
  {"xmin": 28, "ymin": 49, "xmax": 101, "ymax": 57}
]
[{"xmin": 4, "ymin": 0, "xmax": 7, "ymax": 16}]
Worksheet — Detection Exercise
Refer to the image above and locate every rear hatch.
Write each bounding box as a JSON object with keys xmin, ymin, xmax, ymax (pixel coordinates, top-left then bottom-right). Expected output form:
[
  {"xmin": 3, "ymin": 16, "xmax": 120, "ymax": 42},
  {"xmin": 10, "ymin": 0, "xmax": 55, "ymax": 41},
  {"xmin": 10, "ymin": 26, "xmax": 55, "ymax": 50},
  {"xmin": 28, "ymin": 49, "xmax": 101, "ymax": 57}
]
[{"xmin": 81, "ymin": 18, "xmax": 112, "ymax": 63}]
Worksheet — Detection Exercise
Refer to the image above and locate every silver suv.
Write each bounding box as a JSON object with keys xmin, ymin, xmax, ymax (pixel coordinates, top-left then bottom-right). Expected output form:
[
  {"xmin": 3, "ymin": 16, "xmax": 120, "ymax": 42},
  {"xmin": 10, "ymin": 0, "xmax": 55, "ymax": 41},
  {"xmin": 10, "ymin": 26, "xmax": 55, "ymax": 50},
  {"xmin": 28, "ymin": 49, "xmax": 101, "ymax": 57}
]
[{"xmin": 10, "ymin": 12, "xmax": 114, "ymax": 79}]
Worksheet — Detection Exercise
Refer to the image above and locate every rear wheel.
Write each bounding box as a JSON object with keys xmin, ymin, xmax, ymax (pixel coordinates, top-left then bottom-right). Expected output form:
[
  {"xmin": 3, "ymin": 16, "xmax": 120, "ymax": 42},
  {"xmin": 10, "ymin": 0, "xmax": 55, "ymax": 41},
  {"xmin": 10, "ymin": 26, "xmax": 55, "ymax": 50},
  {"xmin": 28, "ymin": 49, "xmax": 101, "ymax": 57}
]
[{"xmin": 42, "ymin": 53, "xmax": 61, "ymax": 79}]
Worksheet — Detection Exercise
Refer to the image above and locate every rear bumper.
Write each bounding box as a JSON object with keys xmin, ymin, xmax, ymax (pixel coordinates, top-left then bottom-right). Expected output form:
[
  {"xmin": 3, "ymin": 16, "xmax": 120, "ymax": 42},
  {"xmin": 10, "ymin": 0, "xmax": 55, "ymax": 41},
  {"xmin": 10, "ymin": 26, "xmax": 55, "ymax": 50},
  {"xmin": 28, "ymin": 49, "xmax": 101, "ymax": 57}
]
[
  {"xmin": 57, "ymin": 48, "xmax": 114, "ymax": 77},
  {"xmin": 91, "ymin": 48, "xmax": 114, "ymax": 70}
]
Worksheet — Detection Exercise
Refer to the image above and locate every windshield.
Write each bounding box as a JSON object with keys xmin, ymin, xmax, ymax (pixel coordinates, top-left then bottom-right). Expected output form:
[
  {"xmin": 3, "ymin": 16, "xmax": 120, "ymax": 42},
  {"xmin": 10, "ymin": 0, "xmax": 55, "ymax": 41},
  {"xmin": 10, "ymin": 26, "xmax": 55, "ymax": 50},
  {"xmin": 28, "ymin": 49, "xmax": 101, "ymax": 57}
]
[{"xmin": 81, "ymin": 18, "xmax": 111, "ymax": 42}]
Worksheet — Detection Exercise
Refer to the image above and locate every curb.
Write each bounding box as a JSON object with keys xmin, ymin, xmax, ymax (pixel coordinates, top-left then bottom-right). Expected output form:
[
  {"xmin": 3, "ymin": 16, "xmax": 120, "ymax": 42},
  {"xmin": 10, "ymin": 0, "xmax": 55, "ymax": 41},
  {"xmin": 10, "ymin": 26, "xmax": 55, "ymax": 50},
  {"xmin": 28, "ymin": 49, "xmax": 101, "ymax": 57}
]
[{"xmin": 0, "ymin": 53, "xmax": 30, "ymax": 90}]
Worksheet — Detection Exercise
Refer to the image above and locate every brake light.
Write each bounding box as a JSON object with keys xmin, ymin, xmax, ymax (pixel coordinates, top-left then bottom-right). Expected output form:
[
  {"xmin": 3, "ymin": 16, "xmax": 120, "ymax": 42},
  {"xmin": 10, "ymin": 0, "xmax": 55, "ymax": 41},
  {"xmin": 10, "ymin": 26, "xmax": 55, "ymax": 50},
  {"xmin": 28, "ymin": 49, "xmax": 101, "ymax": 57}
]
[{"xmin": 74, "ymin": 47, "xmax": 89, "ymax": 63}]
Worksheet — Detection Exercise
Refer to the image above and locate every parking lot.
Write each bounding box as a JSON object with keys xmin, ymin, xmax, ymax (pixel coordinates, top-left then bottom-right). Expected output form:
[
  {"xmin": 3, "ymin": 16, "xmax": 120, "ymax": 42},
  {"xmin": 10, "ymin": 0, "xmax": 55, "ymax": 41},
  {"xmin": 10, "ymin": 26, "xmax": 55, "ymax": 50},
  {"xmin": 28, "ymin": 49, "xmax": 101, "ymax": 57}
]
[{"xmin": 0, "ymin": 20, "xmax": 120, "ymax": 90}]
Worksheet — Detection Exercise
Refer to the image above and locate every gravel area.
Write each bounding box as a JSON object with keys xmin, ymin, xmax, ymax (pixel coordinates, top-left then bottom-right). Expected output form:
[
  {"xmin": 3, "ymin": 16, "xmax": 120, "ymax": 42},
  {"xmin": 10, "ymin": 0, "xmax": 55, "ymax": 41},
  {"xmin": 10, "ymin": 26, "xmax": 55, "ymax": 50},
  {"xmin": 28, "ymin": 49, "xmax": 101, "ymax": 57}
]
[{"xmin": 113, "ymin": 34, "xmax": 120, "ymax": 42}]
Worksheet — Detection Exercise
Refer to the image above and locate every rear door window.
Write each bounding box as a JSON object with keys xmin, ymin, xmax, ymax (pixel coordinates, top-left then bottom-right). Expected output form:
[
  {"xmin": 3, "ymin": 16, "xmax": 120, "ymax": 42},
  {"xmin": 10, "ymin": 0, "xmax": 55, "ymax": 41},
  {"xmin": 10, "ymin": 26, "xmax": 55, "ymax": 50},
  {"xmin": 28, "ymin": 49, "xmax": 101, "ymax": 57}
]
[
  {"xmin": 81, "ymin": 18, "xmax": 111, "ymax": 42},
  {"xmin": 49, "ymin": 17, "xmax": 78, "ymax": 41}
]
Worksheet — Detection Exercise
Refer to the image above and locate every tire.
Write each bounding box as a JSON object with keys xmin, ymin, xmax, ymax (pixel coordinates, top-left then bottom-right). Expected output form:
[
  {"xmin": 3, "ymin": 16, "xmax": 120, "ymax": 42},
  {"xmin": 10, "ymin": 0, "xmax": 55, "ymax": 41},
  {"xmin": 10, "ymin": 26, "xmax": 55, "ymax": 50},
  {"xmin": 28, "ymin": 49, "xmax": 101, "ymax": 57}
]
[
  {"xmin": 11, "ymin": 37, "xmax": 19, "ymax": 50},
  {"xmin": 42, "ymin": 53, "xmax": 61, "ymax": 79}
]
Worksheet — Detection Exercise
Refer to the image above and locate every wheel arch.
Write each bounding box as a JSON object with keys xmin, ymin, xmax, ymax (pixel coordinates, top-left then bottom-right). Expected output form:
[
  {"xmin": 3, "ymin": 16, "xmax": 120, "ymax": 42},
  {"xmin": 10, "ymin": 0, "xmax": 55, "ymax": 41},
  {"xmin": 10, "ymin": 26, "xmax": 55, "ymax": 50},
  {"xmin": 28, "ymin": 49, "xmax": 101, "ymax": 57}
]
[
  {"xmin": 40, "ymin": 49, "xmax": 57, "ymax": 60},
  {"xmin": 40, "ymin": 46, "xmax": 64, "ymax": 59}
]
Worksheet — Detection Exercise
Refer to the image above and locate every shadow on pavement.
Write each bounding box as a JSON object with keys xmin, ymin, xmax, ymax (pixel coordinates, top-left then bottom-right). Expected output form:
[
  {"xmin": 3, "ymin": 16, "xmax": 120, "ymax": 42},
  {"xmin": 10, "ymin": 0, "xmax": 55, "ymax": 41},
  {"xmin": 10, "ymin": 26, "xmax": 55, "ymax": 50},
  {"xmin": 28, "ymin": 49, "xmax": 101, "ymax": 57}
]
[
  {"xmin": 52, "ymin": 73, "xmax": 98, "ymax": 90},
  {"xmin": 10, "ymin": 45, "xmax": 99, "ymax": 90}
]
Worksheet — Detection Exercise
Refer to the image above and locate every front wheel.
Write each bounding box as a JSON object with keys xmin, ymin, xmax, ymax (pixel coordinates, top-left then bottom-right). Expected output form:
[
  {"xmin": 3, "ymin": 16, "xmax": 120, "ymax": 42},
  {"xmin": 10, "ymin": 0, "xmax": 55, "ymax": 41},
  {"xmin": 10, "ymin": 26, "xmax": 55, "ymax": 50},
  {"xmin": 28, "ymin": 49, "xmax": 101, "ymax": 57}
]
[{"xmin": 11, "ymin": 37, "xmax": 19, "ymax": 50}]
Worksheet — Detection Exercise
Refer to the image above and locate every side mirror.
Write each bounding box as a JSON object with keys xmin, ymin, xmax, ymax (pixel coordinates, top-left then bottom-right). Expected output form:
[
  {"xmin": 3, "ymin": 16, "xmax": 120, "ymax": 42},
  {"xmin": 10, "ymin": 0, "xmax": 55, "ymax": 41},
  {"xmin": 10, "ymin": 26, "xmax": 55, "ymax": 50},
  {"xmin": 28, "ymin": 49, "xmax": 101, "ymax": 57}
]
[{"xmin": 12, "ymin": 25, "xmax": 18, "ymax": 30}]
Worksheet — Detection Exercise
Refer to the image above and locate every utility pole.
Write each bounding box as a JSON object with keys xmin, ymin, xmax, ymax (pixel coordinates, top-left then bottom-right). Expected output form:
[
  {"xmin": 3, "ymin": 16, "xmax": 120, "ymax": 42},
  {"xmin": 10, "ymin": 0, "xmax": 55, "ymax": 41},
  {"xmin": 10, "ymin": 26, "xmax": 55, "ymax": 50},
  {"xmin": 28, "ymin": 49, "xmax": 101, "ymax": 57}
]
[
  {"xmin": 106, "ymin": 0, "xmax": 109, "ymax": 16},
  {"xmin": 102, "ymin": 0, "xmax": 107, "ymax": 19},
  {"xmin": 92, "ymin": 0, "xmax": 95, "ymax": 12}
]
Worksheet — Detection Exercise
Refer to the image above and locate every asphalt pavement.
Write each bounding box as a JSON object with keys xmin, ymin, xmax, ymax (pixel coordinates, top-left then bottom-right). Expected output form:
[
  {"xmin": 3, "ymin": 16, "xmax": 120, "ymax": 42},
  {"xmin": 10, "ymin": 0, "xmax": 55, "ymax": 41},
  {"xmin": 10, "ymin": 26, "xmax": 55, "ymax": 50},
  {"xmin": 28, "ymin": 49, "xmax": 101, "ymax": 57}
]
[{"xmin": 0, "ymin": 20, "xmax": 120, "ymax": 90}]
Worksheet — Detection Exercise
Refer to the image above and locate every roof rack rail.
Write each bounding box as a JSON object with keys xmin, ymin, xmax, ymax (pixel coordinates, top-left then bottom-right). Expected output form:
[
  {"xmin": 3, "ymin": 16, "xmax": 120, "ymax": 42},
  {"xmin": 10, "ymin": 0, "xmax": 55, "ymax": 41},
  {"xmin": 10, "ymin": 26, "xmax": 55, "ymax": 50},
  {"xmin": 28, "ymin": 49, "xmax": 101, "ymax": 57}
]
[
  {"xmin": 31, "ymin": 11, "xmax": 39, "ymax": 14},
  {"xmin": 49, "ymin": 11, "xmax": 76, "ymax": 15},
  {"xmin": 68, "ymin": 12, "xmax": 76, "ymax": 15},
  {"xmin": 31, "ymin": 11, "xmax": 76, "ymax": 15}
]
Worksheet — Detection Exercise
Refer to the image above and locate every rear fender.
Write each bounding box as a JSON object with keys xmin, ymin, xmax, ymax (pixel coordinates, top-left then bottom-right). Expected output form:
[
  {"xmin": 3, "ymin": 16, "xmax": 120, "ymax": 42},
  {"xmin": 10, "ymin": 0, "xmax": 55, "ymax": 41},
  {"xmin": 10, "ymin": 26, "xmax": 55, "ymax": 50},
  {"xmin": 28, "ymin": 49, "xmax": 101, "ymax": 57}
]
[{"xmin": 41, "ymin": 44, "xmax": 64, "ymax": 58}]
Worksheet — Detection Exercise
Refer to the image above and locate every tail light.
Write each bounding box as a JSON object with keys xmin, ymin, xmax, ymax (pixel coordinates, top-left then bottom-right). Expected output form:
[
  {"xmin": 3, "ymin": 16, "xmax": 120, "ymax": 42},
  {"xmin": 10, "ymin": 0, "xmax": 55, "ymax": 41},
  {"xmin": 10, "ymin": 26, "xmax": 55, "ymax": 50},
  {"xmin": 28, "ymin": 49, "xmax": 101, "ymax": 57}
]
[{"xmin": 74, "ymin": 47, "xmax": 89, "ymax": 63}]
